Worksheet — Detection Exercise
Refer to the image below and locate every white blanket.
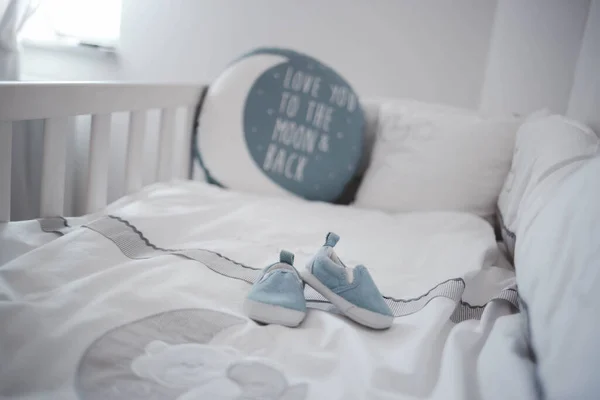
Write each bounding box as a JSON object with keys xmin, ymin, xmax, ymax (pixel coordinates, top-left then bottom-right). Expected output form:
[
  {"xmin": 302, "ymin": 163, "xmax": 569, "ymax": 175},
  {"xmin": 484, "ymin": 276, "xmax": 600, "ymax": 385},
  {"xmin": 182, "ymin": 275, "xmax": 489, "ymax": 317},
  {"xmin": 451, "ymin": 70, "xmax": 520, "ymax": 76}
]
[{"xmin": 0, "ymin": 181, "xmax": 525, "ymax": 400}]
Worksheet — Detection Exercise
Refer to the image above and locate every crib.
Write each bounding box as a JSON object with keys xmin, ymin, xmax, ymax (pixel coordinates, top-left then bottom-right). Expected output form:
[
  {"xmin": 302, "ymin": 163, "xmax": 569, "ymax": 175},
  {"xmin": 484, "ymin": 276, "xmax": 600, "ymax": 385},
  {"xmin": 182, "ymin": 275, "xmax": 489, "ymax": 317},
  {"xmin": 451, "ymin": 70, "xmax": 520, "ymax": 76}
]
[
  {"xmin": 0, "ymin": 81, "xmax": 206, "ymax": 222},
  {"xmin": 0, "ymin": 81, "xmax": 598, "ymax": 400}
]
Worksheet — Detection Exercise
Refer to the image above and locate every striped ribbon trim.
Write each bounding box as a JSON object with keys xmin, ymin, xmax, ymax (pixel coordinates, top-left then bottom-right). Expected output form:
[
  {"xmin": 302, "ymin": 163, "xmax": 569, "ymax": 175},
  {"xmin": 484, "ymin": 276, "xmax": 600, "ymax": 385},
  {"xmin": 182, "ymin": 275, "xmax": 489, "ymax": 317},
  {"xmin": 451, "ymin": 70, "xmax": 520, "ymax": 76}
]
[{"xmin": 38, "ymin": 215, "xmax": 519, "ymax": 322}]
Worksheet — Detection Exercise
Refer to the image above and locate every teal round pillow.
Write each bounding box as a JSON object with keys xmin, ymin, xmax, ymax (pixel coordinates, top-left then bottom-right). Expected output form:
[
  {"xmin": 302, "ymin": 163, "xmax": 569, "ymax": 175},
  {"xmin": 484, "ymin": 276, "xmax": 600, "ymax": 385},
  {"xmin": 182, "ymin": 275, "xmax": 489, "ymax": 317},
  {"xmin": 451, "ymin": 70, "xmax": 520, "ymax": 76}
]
[{"xmin": 194, "ymin": 48, "xmax": 365, "ymax": 202}]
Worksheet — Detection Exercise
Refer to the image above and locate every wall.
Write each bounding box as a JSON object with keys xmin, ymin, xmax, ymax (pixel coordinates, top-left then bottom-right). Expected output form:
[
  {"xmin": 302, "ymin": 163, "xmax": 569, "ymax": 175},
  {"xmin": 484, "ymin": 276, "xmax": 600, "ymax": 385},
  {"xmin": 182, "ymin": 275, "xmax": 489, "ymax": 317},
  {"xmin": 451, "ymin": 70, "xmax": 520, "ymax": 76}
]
[
  {"xmin": 117, "ymin": 0, "xmax": 495, "ymax": 109},
  {"xmin": 479, "ymin": 0, "xmax": 590, "ymax": 116},
  {"xmin": 568, "ymin": 0, "xmax": 600, "ymax": 133}
]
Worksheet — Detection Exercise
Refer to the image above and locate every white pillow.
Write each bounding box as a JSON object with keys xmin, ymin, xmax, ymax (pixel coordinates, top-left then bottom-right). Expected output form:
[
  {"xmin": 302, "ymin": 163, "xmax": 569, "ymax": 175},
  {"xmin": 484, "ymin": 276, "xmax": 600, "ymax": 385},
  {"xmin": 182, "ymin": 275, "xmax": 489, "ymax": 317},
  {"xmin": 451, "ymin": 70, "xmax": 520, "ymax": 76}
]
[
  {"xmin": 354, "ymin": 100, "xmax": 520, "ymax": 218},
  {"xmin": 497, "ymin": 113, "xmax": 599, "ymax": 258}
]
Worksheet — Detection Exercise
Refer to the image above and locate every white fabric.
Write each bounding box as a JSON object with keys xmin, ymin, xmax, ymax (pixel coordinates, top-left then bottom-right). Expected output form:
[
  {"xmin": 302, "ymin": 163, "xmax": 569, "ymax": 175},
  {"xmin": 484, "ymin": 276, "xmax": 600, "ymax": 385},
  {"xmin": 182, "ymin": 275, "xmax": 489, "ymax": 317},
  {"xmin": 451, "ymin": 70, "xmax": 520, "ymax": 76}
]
[
  {"xmin": 354, "ymin": 99, "xmax": 520, "ymax": 218},
  {"xmin": 497, "ymin": 113, "xmax": 599, "ymax": 254},
  {"xmin": 476, "ymin": 313, "xmax": 539, "ymax": 400},
  {"xmin": 0, "ymin": 218, "xmax": 58, "ymax": 265},
  {"xmin": 514, "ymin": 155, "xmax": 600, "ymax": 399},
  {"xmin": 0, "ymin": 182, "xmax": 523, "ymax": 400}
]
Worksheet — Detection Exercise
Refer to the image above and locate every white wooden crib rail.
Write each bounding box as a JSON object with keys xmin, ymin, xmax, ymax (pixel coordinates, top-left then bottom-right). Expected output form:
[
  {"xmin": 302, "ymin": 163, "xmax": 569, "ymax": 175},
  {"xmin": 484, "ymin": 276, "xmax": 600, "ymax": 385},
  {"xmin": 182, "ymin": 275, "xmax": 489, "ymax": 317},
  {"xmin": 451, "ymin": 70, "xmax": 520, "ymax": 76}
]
[{"xmin": 0, "ymin": 82, "xmax": 206, "ymax": 222}]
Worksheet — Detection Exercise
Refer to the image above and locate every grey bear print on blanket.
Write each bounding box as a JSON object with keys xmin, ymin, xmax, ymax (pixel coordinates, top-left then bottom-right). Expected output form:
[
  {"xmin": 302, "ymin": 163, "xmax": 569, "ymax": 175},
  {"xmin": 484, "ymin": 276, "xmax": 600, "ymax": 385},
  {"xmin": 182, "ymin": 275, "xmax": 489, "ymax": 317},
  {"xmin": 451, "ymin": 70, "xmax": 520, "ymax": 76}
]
[
  {"xmin": 76, "ymin": 308, "xmax": 308, "ymax": 400},
  {"xmin": 131, "ymin": 340, "xmax": 308, "ymax": 400}
]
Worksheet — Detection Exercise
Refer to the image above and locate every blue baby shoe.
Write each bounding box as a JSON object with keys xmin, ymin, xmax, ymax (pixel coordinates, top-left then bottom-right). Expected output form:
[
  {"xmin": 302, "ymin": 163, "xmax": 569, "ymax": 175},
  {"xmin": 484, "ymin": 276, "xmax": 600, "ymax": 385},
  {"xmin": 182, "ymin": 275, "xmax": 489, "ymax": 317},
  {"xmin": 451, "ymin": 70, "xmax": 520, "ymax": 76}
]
[
  {"xmin": 244, "ymin": 250, "xmax": 306, "ymax": 327},
  {"xmin": 301, "ymin": 232, "xmax": 394, "ymax": 329}
]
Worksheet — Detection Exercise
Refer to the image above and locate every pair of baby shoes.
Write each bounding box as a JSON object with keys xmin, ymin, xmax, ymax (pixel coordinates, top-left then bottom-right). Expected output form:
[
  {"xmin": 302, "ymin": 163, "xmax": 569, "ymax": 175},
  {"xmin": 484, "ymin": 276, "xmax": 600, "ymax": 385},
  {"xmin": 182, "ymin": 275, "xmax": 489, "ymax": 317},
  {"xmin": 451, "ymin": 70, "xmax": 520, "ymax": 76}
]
[{"xmin": 243, "ymin": 233, "xmax": 393, "ymax": 330}]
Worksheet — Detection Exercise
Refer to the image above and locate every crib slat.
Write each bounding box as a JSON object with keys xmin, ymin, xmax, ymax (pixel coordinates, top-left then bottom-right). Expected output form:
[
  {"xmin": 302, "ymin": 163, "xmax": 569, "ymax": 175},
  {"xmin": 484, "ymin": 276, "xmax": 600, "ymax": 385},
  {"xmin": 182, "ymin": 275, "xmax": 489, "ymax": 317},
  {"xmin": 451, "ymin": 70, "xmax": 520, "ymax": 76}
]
[
  {"xmin": 40, "ymin": 117, "xmax": 69, "ymax": 217},
  {"xmin": 157, "ymin": 107, "xmax": 177, "ymax": 181},
  {"xmin": 86, "ymin": 114, "xmax": 112, "ymax": 213},
  {"xmin": 125, "ymin": 110, "xmax": 146, "ymax": 194},
  {"xmin": 0, "ymin": 121, "xmax": 13, "ymax": 221}
]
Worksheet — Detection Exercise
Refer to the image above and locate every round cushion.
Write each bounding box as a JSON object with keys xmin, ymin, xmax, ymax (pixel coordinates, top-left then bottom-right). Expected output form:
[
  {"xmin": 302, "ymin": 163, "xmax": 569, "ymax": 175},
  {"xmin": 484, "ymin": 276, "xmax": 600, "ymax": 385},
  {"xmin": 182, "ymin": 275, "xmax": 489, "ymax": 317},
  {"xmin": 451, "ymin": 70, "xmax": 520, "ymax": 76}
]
[{"xmin": 194, "ymin": 48, "xmax": 364, "ymax": 202}]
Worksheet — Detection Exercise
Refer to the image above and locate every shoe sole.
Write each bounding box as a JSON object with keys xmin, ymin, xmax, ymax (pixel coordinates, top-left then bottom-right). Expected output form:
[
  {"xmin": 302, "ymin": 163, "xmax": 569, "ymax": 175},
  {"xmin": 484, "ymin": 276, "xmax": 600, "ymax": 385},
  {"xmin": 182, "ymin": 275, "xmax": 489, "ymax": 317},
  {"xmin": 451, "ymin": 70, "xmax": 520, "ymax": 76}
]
[
  {"xmin": 243, "ymin": 299, "xmax": 306, "ymax": 328},
  {"xmin": 300, "ymin": 269, "xmax": 393, "ymax": 330}
]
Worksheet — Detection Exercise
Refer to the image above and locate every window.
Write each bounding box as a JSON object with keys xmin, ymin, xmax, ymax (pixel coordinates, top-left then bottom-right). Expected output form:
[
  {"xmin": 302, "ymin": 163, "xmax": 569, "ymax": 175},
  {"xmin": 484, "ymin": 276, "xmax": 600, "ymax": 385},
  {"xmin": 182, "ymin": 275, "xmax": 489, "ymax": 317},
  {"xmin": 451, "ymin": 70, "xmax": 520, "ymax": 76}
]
[{"xmin": 21, "ymin": 0, "xmax": 122, "ymax": 50}]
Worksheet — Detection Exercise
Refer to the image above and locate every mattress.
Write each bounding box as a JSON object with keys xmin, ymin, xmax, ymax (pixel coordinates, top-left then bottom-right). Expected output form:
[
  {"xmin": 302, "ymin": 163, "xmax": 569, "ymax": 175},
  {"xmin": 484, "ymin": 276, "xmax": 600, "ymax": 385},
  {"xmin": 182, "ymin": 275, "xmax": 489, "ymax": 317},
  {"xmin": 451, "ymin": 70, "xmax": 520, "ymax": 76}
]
[{"xmin": 0, "ymin": 181, "xmax": 521, "ymax": 400}]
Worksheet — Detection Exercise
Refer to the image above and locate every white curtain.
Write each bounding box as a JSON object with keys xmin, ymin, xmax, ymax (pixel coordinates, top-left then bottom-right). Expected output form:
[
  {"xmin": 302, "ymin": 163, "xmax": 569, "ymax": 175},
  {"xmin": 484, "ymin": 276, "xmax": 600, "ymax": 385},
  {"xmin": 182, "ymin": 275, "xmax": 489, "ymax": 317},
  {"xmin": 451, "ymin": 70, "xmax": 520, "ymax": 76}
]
[{"xmin": 0, "ymin": 0, "xmax": 35, "ymax": 79}]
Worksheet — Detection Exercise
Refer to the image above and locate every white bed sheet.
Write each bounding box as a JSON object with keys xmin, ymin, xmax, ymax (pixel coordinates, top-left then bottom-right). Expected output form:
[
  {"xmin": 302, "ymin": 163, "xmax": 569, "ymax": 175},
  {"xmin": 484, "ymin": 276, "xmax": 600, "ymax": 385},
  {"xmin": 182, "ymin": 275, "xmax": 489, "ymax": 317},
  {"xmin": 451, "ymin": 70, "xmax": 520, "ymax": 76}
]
[{"xmin": 0, "ymin": 181, "xmax": 525, "ymax": 400}]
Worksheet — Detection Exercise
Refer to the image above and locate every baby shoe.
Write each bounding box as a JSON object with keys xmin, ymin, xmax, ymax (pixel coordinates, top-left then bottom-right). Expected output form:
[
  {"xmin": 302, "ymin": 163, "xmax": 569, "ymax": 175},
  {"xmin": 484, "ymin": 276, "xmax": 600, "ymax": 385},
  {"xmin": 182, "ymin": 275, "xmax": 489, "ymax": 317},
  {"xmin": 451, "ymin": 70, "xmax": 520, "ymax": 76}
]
[
  {"xmin": 301, "ymin": 233, "xmax": 393, "ymax": 329},
  {"xmin": 244, "ymin": 250, "xmax": 306, "ymax": 327}
]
